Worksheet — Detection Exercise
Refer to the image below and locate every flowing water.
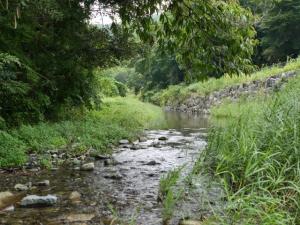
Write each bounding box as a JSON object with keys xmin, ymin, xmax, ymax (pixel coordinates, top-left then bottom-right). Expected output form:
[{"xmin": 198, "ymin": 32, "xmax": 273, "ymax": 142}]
[{"xmin": 0, "ymin": 112, "xmax": 213, "ymax": 225}]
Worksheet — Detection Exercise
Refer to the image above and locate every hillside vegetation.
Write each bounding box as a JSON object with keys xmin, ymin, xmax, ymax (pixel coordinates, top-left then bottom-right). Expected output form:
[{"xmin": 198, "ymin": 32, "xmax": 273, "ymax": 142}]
[{"xmin": 149, "ymin": 57, "xmax": 300, "ymax": 106}]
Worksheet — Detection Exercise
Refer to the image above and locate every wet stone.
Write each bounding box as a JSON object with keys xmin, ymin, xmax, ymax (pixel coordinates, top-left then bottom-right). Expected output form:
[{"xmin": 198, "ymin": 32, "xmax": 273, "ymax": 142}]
[
  {"xmin": 139, "ymin": 136, "xmax": 147, "ymax": 142},
  {"xmin": 158, "ymin": 136, "xmax": 168, "ymax": 141},
  {"xmin": 37, "ymin": 180, "xmax": 50, "ymax": 187},
  {"xmin": 179, "ymin": 220, "xmax": 203, "ymax": 225},
  {"xmin": 0, "ymin": 191, "xmax": 14, "ymax": 209},
  {"xmin": 81, "ymin": 162, "xmax": 95, "ymax": 171},
  {"xmin": 1, "ymin": 205, "xmax": 14, "ymax": 212},
  {"xmin": 104, "ymin": 172, "xmax": 123, "ymax": 180},
  {"xmin": 69, "ymin": 191, "xmax": 81, "ymax": 203},
  {"xmin": 145, "ymin": 160, "xmax": 160, "ymax": 166},
  {"xmin": 119, "ymin": 139, "xmax": 129, "ymax": 145},
  {"xmin": 20, "ymin": 195, "xmax": 57, "ymax": 207},
  {"xmin": 73, "ymin": 158, "xmax": 81, "ymax": 165},
  {"xmin": 91, "ymin": 154, "xmax": 111, "ymax": 160},
  {"xmin": 130, "ymin": 144, "xmax": 141, "ymax": 150},
  {"xmin": 14, "ymin": 183, "xmax": 29, "ymax": 191}
]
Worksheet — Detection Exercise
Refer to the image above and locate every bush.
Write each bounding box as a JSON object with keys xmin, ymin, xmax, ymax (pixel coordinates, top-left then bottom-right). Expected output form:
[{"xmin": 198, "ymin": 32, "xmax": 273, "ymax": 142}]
[{"xmin": 0, "ymin": 131, "xmax": 27, "ymax": 168}]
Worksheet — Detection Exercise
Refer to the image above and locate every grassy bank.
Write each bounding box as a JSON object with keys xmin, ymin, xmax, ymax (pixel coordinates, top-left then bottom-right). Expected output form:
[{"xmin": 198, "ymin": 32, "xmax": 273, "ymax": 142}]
[
  {"xmin": 196, "ymin": 72, "xmax": 300, "ymax": 224},
  {"xmin": 0, "ymin": 97, "xmax": 164, "ymax": 168},
  {"xmin": 150, "ymin": 57, "xmax": 300, "ymax": 105}
]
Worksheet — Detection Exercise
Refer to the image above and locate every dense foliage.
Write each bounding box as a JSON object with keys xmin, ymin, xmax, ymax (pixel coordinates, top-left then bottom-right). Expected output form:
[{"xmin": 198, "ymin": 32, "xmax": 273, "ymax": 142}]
[
  {"xmin": 260, "ymin": 0, "xmax": 300, "ymax": 64},
  {"xmin": 0, "ymin": 0, "xmax": 137, "ymax": 127},
  {"xmin": 241, "ymin": 0, "xmax": 300, "ymax": 65}
]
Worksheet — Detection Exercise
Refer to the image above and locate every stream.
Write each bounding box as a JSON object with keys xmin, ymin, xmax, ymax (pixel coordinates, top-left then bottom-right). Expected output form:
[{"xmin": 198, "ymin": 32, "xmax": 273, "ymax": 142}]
[{"xmin": 0, "ymin": 112, "xmax": 213, "ymax": 225}]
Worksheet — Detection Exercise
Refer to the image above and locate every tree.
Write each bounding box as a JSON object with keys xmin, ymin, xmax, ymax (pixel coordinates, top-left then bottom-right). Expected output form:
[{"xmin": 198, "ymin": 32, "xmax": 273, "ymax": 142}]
[
  {"xmin": 0, "ymin": 0, "xmax": 137, "ymax": 126},
  {"xmin": 260, "ymin": 0, "xmax": 300, "ymax": 64},
  {"xmin": 121, "ymin": 0, "xmax": 256, "ymax": 80}
]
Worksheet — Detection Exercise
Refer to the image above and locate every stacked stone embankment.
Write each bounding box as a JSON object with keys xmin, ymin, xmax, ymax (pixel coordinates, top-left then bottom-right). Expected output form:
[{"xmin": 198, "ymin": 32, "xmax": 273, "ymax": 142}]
[{"xmin": 165, "ymin": 71, "xmax": 297, "ymax": 114}]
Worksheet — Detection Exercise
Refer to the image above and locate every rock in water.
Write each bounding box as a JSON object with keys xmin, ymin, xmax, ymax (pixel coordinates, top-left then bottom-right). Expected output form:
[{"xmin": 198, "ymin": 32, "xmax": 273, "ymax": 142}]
[
  {"xmin": 69, "ymin": 191, "xmax": 81, "ymax": 202},
  {"xmin": 81, "ymin": 162, "xmax": 95, "ymax": 171},
  {"xmin": 119, "ymin": 139, "xmax": 129, "ymax": 145},
  {"xmin": 14, "ymin": 184, "xmax": 29, "ymax": 191},
  {"xmin": 1, "ymin": 205, "xmax": 14, "ymax": 212},
  {"xmin": 0, "ymin": 192, "xmax": 14, "ymax": 210},
  {"xmin": 179, "ymin": 220, "xmax": 203, "ymax": 225},
  {"xmin": 138, "ymin": 136, "xmax": 147, "ymax": 142},
  {"xmin": 145, "ymin": 160, "xmax": 160, "ymax": 166},
  {"xmin": 37, "ymin": 180, "xmax": 50, "ymax": 187},
  {"xmin": 20, "ymin": 195, "xmax": 57, "ymax": 207},
  {"xmin": 158, "ymin": 136, "xmax": 168, "ymax": 141}
]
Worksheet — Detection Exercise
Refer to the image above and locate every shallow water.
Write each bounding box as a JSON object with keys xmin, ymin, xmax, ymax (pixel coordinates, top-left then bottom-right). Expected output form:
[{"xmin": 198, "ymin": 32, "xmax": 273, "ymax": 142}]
[{"xmin": 0, "ymin": 112, "xmax": 209, "ymax": 225}]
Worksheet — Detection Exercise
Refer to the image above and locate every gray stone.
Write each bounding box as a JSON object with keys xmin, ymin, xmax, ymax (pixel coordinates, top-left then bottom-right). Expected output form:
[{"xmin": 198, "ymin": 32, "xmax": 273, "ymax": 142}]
[
  {"xmin": 20, "ymin": 195, "xmax": 57, "ymax": 207},
  {"xmin": 0, "ymin": 191, "xmax": 14, "ymax": 209},
  {"xmin": 138, "ymin": 136, "xmax": 147, "ymax": 142},
  {"xmin": 81, "ymin": 162, "xmax": 95, "ymax": 171},
  {"xmin": 69, "ymin": 191, "xmax": 81, "ymax": 202},
  {"xmin": 145, "ymin": 160, "xmax": 160, "ymax": 166},
  {"xmin": 119, "ymin": 139, "xmax": 129, "ymax": 145},
  {"xmin": 1, "ymin": 205, "xmax": 14, "ymax": 212},
  {"xmin": 91, "ymin": 153, "xmax": 110, "ymax": 160},
  {"xmin": 14, "ymin": 183, "xmax": 28, "ymax": 191},
  {"xmin": 103, "ymin": 158, "xmax": 120, "ymax": 166},
  {"xmin": 104, "ymin": 173, "xmax": 123, "ymax": 180},
  {"xmin": 130, "ymin": 144, "xmax": 141, "ymax": 150},
  {"xmin": 73, "ymin": 159, "xmax": 81, "ymax": 166},
  {"xmin": 158, "ymin": 136, "xmax": 168, "ymax": 141},
  {"xmin": 37, "ymin": 180, "xmax": 50, "ymax": 187}
]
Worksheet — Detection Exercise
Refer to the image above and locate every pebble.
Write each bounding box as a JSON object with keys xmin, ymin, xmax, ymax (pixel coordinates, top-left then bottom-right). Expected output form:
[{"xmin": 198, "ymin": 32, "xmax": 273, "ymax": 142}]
[
  {"xmin": 14, "ymin": 184, "xmax": 28, "ymax": 191},
  {"xmin": 158, "ymin": 136, "xmax": 168, "ymax": 141},
  {"xmin": 1, "ymin": 205, "xmax": 14, "ymax": 212},
  {"xmin": 179, "ymin": 220, "xmax": 203, "ymax": 225},
  {"xmin": 138, "ymin": 137, "xmax": 147, "ymax": 142},
  {"xmin": 104, "ymin": 173, "xmax": 123, "ymax": 180},
  {"xmin": 69, "ymin": 191, "xmax": 81, "ymax": 202},
  {"xmin": 119, "ymin": 139, "xmax": 129, "ymax": 145},
  {"xmin": 145, "ymin": 160, "xmax": 160, "ymax": 166},
  {"xmin": 37, "ymin": 180, "xmax": 50, "ymax": 187},
  {"xmin": 80, "ymin": 162, "xmax": 95, "ymax": 171}
]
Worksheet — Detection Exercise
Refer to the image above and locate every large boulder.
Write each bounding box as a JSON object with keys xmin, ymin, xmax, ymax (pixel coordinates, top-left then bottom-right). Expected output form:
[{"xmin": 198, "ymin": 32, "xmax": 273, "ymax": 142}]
[{"xmin": 20, "ymin": 195, "xmax": 57, "ymax": 207}]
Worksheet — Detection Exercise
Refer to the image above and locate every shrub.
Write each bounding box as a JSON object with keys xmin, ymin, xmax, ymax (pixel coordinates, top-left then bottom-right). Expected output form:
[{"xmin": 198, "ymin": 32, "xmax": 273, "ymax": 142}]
[{"xmin": 0, "ymin": 131, "xmax": 27, "ymax": 168}]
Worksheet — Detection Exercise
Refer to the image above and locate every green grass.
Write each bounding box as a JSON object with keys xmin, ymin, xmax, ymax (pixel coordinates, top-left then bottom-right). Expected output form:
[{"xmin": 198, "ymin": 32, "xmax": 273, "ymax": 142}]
[
  {"xmin": 0, "ymin": 97, "xmax": 164, "ymax": 168},
  {"xmin": 153, "ymin": 57, "xmax": 300, "ymax": 105},
  {"xmin": 159, "ymin": 167, "xmax": 184, "ymax": 222},
  {"xmin": 197, "ymin": 73, "xmax": 300, "ymax": 224}
]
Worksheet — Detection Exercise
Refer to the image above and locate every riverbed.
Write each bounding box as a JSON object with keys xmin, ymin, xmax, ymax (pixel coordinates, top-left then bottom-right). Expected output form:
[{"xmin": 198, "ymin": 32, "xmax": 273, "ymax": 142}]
[{"xmin": 0, "ymin": 112, "xmax": 215, "ymax": 225}]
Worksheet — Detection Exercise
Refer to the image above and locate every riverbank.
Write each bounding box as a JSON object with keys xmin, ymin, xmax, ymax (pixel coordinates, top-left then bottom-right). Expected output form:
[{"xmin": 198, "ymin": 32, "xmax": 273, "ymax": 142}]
[
  {"xmin": 0, "ymin": 112, "xmax": 211, "ymax": 225},
  {"xmin": 180, "ymin": 71, "xmax": 300, "ymax": 224},
  {"xmin": 150, "ymin": 58, "xmax": 300, "ymax": 114},
  {"xmin": 0, "ymin": 97, "xmax": 164, "ymax": 170}
]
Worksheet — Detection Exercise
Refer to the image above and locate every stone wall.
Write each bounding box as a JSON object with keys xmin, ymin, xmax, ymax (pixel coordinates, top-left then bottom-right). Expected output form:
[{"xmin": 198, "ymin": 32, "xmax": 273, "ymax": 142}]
[{"xmin": 165, "ymin": 71, "xmax": 297, "ymax": 114}]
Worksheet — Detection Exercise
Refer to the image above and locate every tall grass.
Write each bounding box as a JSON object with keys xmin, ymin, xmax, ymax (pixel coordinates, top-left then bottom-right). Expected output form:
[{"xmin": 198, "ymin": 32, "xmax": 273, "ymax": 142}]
[
  {"xmin": 159, "ymin": 167, "xmax": 184, "ymax": 222},
  {"xmin": 199, "ymin": 74, "xmax": 300, "ymax": 224},
  {"xmin": 154, "ymin": 57, "xmax": 300, "ymax": 105},
  {"xmin": 0, "ymin": 97, "xmax": 163, "ymax": 168}
]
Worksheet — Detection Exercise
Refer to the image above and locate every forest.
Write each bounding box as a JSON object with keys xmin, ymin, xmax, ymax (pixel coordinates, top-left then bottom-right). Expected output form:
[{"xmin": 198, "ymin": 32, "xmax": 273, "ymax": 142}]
[{"xmin": 0, "ymin": 0, "xmax": 300, "ymax": 224}]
